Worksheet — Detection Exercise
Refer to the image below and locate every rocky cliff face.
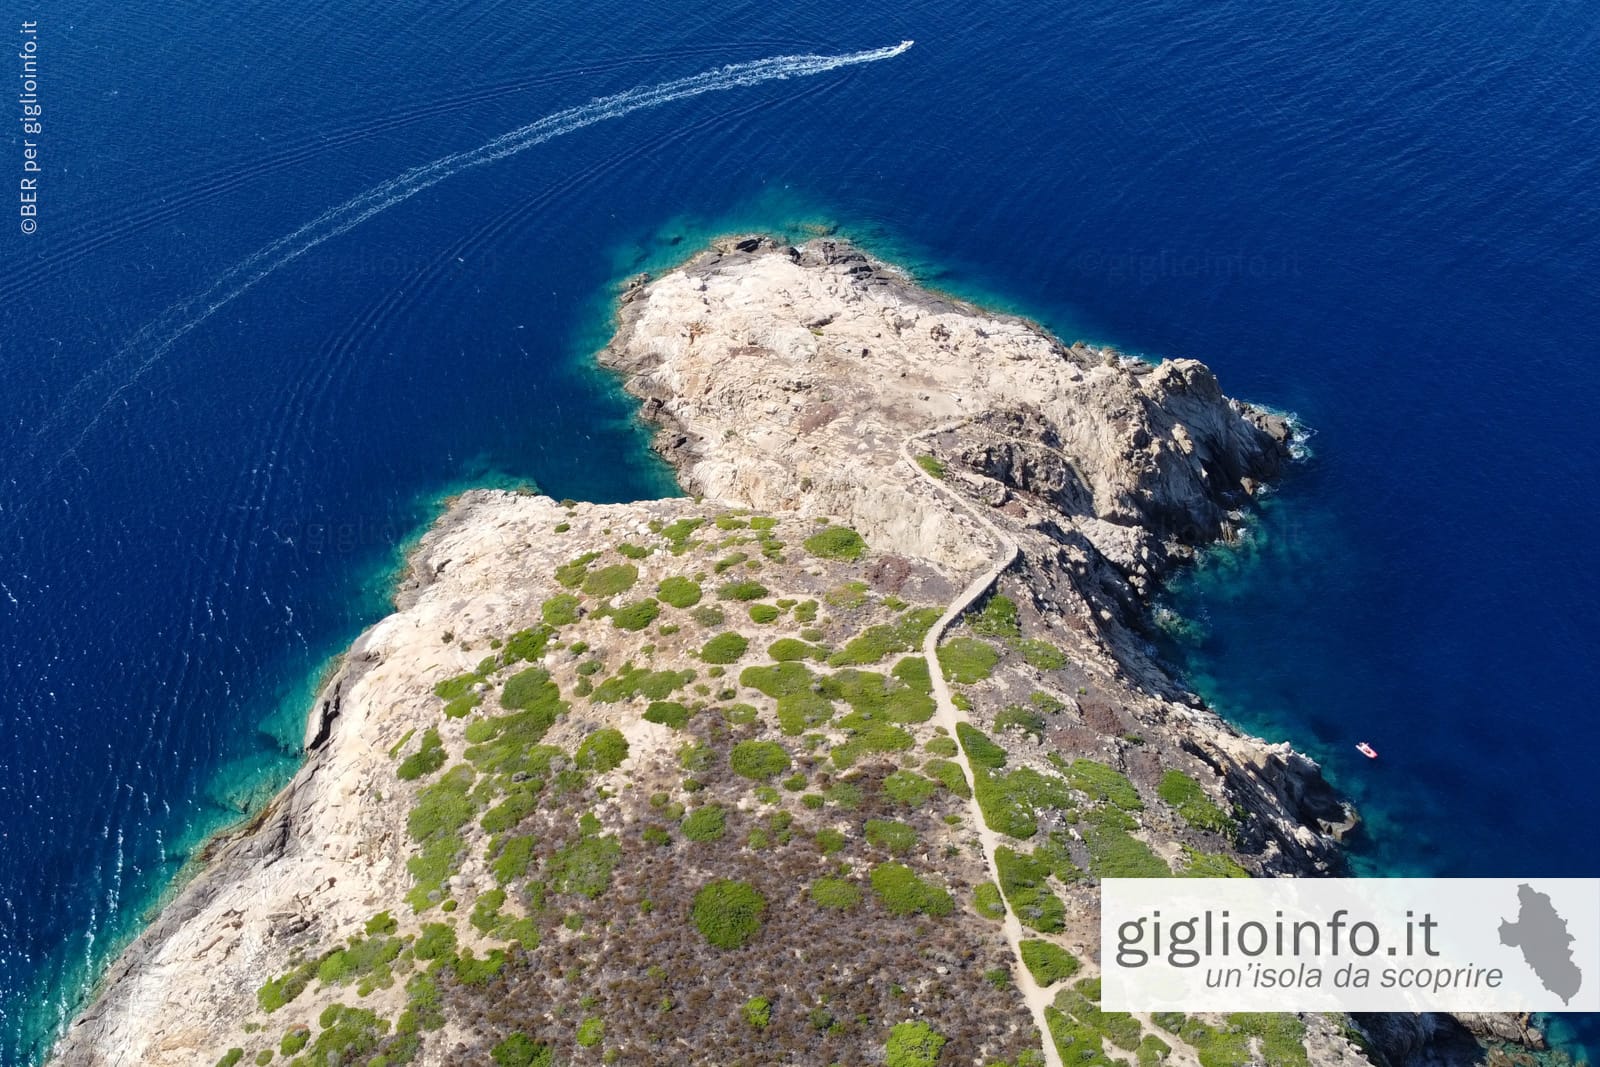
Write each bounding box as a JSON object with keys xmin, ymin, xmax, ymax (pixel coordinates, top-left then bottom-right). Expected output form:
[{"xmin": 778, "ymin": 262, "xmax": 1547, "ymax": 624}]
[{"xmin": 50, "ymin": 237, "xmax": 1526, "ymax": 1067}]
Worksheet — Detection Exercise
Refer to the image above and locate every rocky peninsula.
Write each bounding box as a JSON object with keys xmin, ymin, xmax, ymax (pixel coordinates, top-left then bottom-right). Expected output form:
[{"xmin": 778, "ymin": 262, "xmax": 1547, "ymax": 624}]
[{"xmin": 50, "ymin": 238, "xmax": 1538, "ymax": 1067}]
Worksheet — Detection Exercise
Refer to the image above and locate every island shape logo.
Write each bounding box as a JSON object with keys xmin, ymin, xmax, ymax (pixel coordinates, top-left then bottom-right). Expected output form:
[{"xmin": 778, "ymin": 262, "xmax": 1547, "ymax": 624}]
[{"xmin": 1498, "ymin": 883, "xmax": 1584, "ymax": 1004}]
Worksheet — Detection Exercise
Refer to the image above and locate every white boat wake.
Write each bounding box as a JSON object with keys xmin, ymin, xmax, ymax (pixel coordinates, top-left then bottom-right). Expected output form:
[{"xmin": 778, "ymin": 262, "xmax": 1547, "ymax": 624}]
[{"xmin": 25, "ymin": 40, "xmax": 914, "ymax": 478}]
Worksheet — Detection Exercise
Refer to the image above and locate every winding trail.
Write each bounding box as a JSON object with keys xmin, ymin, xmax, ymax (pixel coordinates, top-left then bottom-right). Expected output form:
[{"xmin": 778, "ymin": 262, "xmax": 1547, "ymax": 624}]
[{"xmin": 900, "ymin": 424, "xmax": 1064, "ymax": 1067}]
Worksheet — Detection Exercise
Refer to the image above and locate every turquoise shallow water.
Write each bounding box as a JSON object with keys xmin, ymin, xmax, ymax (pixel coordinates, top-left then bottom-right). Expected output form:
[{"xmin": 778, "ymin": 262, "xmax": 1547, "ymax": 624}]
[{"xmin": 2, "ymin": 0, "xmax": 1596, "ymax": 1062}]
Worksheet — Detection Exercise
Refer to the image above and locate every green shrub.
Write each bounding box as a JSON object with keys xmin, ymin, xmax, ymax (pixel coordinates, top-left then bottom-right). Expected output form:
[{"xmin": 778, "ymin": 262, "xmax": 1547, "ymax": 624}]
[
  {"xmin": 690, "ymin": 604, "xmax": 726, "ymax": 627},
  {"xmin": 869, "ymin": 862, "xmax": 953, "ymax": 917},
  {"xmin": 491, "ymin": 1033, "xmax": 553, "ymax": 1067},
  {"xmin": 776, "ymin": 690, "xmax": 834, "ymax": 735},
  {"xmin": 554, "ymin": 551, "xmax": 601, "ymax": 589},
  {"xmin": 803, "ymin": 526, "xmax": 868, "ymax": 561},
  {"xmin": 767, "ymin": 637, "xmax": 815, "ymax": 661},
  {"xmin": 491, "ymin": 836, "xmax": 535, "ymax": 884},
  {"xmin": 548, "ymin": 833, "xmax": 621, "ymax": 899},
  {"xmin": 810, "ymin": 877, "xmax": 863, "ymax": 909},
  {"xmin": 892, "ymin": 655, "xmax": 933, "ymax": 693},
  {"xmin": 956, "ymin": 722, "xmax": 1007, "ymax": 769},
  {"xmin": 1179, "ymin": 848, "xmax": 1250, "ymax": 878},
  {"xmin": 882, "ymin": 770, "xmax": 938, "ymax": 807},
  {"xmin": 643, "ymin": 701, "xmax": 691, "ymax": 728},
  {"xmin": 216, "ymin": 1050, "xmax": 244, "ymax": 1067},
  {"xmin": 618, "ymin": 541, "xmax": 651, "ymax": 559},
  {"xmin": 692, "ymin": 879, "xmax": 767, "ymax": 949},
  {"xmin": 815, "ymin": 827, "xmax": 847, "ymax": 854},
  {"xmin": 682, "ymin": 805, "xmax": 727, "ymax": 842},
  {"xmin": 1067, "ymin": 759, "xmax": 1143, "ymax": 810},
  {"xmin": 748, "ymin": 603, "xmax": 781, "ymax": 624},
  {"xmin": 828, "ymin": 609, "xmax": 941, "ymax": 666},
  {"xmin": 396, "ymin": 728, "xmax": 447, "ymax": 781},
  {"xmin": 1157, "ymin": 770, "xmax": 1235, "ymax": 834},
  {"xmin": 914, "ymin": 454, "xmax": 946, "ymax": 479},
  {"xmin": 722, "ymin": 702, "xmax": 758, "ymax": 726},
  {"xmin": 582, "ymin": 563, "xmax": 638, "ymax": 597},
  {"xmin": 575, "ymin": 727, "xmax": 629, "ymax": 771},
  {"xmin": 924, "ymin": 735, "xmax": 958, "ymax": 756},
  {"xmin": 864, "ymin": 818, "xmax": 917, "ymax": 854},
  {"xmin": 1021, "ymin": 939, "xmax": 1081, "ymax": 985},
  {"xmin": 938, "ymin": 637, "xmax": 1000, "ymax": 682},
  {"xmin": 922, "ymin": 757, "xmax": 972, "ymax": 799},
  {"xmin": 717, "ymin": 579, "xmax": 769, "ymax": 601},
  {"xmin": 995, "ymin": 846, "xmax": 1066, "ymax": 933},
  {"xmin": 500, "ymin": 666, "xmax": 560, "ymax": 712},
  {"xmin": 700, "ymin": 632, "xmax": 749, "ymax": 664},
  {"xmin": 1083, "ymin": 817, "xmax": 1170, "ymax": 879},
  {"xmin": 502, "ymin": 625, "xmax": 554, "ymax": 663},
  {"xmin": 256, "ymin": 959, "xmax": 318, "ymax": 1013},
  {"xmin": 279, "ymin": 1030, "xmax": 310, "ymax": 1056},
  {"xmin": 590, "ymin": 665, "xmax": 693, "ymax": 703},
  {"xmin": 657, "ymin": 575, "xmax": 702, "ymax": 608},
  {"xmin": 740, "ymin": 661, "xmax": 815, "ymax": 697},
  {"xmin": 539, "ymin": 593, "xmax": 582, "ymax": 627},
  {"xmin": 972, "ymin": 595, "xmax": 1021, "ymax": 639},
  {"xmin": 575, "ymin": 1016, "xmax": 605, "ymax": 1048},
  {"xmin": 730, "ymin": 740, "xmax": 791, "ymax": 780},
  {"xmin": 974, "ymin": 882, "xmax": 1006, "ymax": 920},
  {"xmin": 741, "ymin": 995, "xmax": 772, "ymax": 1029},
  {"xmin": 1016, "ymin": 638, "xmax": 1068, "ymax": 670},
  {"xmin": 995, "ymin": 704, "xmax": 1047, "ymax": 742},
  {"xmin": 611, "ymin": 598, "xmax": 660, "ymax": 631},
  {"xmin": 413, "ymin": 922, "xmax": 457, "ymax": 960},
  {"xmin": 885, "ymin": 1021, "xmax": 946, "ymax": 1067}
]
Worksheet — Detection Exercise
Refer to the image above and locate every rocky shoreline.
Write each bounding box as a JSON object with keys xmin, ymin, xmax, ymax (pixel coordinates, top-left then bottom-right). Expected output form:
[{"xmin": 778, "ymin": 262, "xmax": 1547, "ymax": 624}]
[{"xmin": 49, "ymin": 236, "xmax": 1538, "ymax": 1067}]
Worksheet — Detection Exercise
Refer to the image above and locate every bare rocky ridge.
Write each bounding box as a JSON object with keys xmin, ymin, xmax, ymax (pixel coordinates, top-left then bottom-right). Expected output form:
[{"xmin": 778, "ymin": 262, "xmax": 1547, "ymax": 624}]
[{"xmin": 49, "ymin": 237, "xmax": 1540, "ymax": 1067}]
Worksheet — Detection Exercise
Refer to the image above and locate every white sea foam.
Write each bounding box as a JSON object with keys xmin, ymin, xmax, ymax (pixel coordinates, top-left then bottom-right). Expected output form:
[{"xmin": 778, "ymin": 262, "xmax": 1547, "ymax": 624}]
[{"xmin": 28, "ymin": 41, "xmax": 913, "ymax": 479}]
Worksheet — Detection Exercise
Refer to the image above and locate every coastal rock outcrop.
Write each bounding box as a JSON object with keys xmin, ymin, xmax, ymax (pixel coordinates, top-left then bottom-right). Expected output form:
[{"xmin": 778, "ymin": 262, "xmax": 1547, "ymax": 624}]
[{"xmin": 52, "ymin": 237, "xmax": 1531, "ymax": 1067}]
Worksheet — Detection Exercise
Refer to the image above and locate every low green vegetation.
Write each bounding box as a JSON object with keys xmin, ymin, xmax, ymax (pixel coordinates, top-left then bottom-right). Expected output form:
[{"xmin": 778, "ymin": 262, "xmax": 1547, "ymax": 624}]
[
  {"xmin": 1016, "ymin": 638, "xmax": 1068, "ymax": 670},
  {"xmin": 491, "ymin": 1033, "xmax": 553, "ymax": 1067},
  {"xmin": 396, "ymin": 728, "xmax": 447, "ymax": 781},
  {"xmin": 828, "ymin": 608, "xmax": 941, "ymax": 666},
  {"xmin": 700, "ymin": 632, "xmax": 749, "ymax": 663},
  {"xmin": 582, "ymin": 562, "xmax": 638, "ymax": 597},
  {"xmin": 590, "ymin": 665, "xmax": 694, "ymax": 703},
  {"xmin": 642, "ymin": 700, "xmax": 691, "ymax": 728},
  {"xmin": 657, "ymin": 575, "xmax": 702, "ymax": 608},
  {"xmin": 885, "ymin": 1021, "xmax": 946, "ymax": 1067},
  {"xmin": 692, "ymin": 879, "xmax": 767, "ymax": 949},
  {"xmin": 748, "ymin": 603, "xmax": 781, "ymax": 624},
  {"xmin": 974, "ymin": 881, "xmax": 1006, "ymax": 920},
  {"xmin": 729, "ymin": 740, "xmax": 791, "ymax": 780},
  {"xmin": 956, "ymin": 722, "xmax": 1007, "ymax": 769},
  {"xmin": 717, "ymin": 579, "xmax": 769, "ymax": 601},
  {"xmin": 937, "ymin": 637, "xmax": 1000, "ymax": 683},
  {"xmin": 541, "ymin": 593, "xmax": 581, "ymax": 626},
  {"xmin": 1065, "ymin": 758, "xmax": 1143, "ymax": 810},
  {"xmin": 741, "ymin": 995, "xmax": 772, "ymax": 1029},
  {"xmin": 1021, "ymin": 939, "xmax": 1081, "ymax": 986},
  {"xmin": 863, "ymin": 818, "xmax": 917, "ymax": 854},
  {"xmin": 803, "ymin": 525, "xmax": 868, "ymax": 561},
  {"xmin": 914, "ymin": 454, "xmax": 946, "ymax": 479},
  {"xmin": 869, "ymin": 862, "xmax": 953, "ymax": 918},
  {"xmin": 971, "ymin": 594, "xmax": 1021, "ymax": 639},
  {"xmin": 681, "ymin": 804, "xmax": 727, "ymax": 842},
  {"xmin": 810, "ymin": 876, "xmax": 862, "ymax": 909},
  {"xmin": 995, "ymin": 846, "xmax": 1066, "ymax": 933},
  {"xmin": 1082, "ymin": 809, "xmax": 1170, "ymax": 878},
  {"xmin": 1158, "ymin": 770, "xmax": 1236, "ymax": 834},
  {"xmin": 575, "ymin": 727, "xmax": 628, "ymax": 771},
  {"xmin": 610, "ymin": 598, "xmax": 660, "ymax": 631}
]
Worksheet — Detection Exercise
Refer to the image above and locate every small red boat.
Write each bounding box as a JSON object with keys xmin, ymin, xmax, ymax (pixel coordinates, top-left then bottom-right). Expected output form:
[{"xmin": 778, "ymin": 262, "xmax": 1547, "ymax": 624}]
[{"xmin": 1355, "ymin": 742, "xmax": 1378, "ymax": 759}]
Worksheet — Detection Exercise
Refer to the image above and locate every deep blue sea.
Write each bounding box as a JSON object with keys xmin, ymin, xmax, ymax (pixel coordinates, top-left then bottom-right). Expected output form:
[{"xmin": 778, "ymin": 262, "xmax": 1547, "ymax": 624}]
[{"xmin": 2, "ymin": 0, "xmax": 1596, "ymax": 1062}]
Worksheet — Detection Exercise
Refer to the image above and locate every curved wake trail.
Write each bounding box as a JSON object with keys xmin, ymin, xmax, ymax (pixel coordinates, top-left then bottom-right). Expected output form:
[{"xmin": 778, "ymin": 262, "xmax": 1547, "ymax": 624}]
[{"xmin": 20, "ymin": 40, "xmax": 913, "ymax": 483}]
